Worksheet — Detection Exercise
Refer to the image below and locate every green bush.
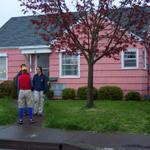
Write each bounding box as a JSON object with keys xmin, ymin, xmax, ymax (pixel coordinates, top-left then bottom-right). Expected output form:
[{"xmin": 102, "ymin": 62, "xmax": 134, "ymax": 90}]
[
  {"xmin": 77, "ymin": 86, "xmax": 97, "ymax": 100},
  {"xmin": 125, "ymin": 91, "xmax": 141, "ymax": 101},
  {"xmin": 11, "ymin": 80, "xmax": 18, "ymax": 99},
  {"xmin": 46, "ymin": 90, "xmax": 54, "ymax": 100},
  {"xmin": 62, "ymin": 88, "xmax": 76, "ymax": 100},
  {"xmin": 98, "ymin": 86, "xmax": 123, "ymax": 100},
  {"xmin": 0, "ymin": 80, "xmax": 17, "ymax": 99},
  {"xmin": 0, "ymin": 93, "xmax": 9, "ymax": 98}
]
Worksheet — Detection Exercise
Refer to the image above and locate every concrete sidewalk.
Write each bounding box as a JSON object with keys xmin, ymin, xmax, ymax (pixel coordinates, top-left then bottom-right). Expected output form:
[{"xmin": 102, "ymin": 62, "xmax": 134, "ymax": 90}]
[{"xmin": 0, "ymin": 124, "xmax": 150, "ymax": 150}]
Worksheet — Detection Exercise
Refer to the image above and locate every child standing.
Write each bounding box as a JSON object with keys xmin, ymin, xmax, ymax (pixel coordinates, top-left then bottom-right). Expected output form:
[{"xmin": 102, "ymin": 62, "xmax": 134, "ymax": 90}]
[
  {"xmin": 18, "ymin": 66, "xmax": 34, "ymax": 124},
  {"xmin": 15, "ymin": 64, "xmax": 28, "ymax": 116}
]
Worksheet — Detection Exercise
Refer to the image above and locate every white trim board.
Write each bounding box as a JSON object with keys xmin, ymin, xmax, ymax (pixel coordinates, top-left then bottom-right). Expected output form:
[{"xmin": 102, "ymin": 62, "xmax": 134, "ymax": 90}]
[
  {"xmin": 20, "ymin": 45, "xmax": 51, "ymax": 54},
  {"xmin": 0, "ymin": 53, "xmax": 7, "ymax": 57}
]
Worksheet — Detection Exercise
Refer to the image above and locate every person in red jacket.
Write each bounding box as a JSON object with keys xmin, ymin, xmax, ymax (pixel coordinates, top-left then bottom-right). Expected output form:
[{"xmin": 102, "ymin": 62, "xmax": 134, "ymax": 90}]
[
  {"xmin": 18, "ymin": 66, "xmax": 34, "ymax": 124},
  {"xmin": 15, "ymin": 64, "xmax": 28, "ymax": 116}
]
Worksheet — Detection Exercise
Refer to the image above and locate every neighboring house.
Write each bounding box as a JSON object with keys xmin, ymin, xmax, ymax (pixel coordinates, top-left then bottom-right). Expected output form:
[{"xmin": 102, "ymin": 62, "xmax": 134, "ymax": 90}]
[{"xmin": 0, "ymin": 11, "xmax": 149, "ymax": 97}]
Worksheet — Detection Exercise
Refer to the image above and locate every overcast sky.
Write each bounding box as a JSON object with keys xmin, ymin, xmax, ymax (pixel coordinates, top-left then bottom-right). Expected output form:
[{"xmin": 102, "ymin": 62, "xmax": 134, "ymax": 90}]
[
  {"xmin": 0, "ymin": 0, "xmax": 123, "ymax": 28},
  {"xmin": 0, "ymin": 0, "xmax": 77, "ymax": 28},
  {"xmin": 0, "ymin": 0, "xmax": 26, "ymax": 27}
]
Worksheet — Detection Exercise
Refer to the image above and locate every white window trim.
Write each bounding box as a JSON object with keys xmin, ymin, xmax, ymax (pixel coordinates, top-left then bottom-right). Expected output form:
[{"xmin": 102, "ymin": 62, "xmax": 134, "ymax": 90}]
[
  {"xmin": 121, "ymin": 48, "xmax": 139, "ymax": 69},
  {"xmin": 59, "ymin": 52, "xmax": 80, "ymax": 78},
  {"xmin": 35, "ymin": 55, "xmax": 38, "ymax": 74},
  {"xmin": 0, "ymin": 53, "xmax": 8, "ymax": 80},
  {"xmin": 143, "ymin": 48, "xmax": 147, "ymax": 69}
]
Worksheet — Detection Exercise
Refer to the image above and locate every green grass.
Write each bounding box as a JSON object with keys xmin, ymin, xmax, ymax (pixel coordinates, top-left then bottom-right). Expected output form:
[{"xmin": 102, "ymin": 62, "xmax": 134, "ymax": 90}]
[
  {"xmin": 0, "ymin": 97, "xmax": 18, "ymax": 125},
  {"xmin": 44, "ymin": 100, "xmax": 150, "ymax": 133}
]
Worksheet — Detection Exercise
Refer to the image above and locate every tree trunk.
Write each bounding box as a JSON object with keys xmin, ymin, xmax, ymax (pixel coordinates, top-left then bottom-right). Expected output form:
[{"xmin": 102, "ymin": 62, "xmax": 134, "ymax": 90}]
[{"xmin": 86, "ymin": 61, "xmax": 94, "ymax": 108}]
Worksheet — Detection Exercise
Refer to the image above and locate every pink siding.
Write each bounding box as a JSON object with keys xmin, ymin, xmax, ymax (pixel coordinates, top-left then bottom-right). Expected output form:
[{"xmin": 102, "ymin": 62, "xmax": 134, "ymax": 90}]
[
  {"xmin": 0, "ymin": 49, "xmax": 35, "ymax": 81},
  {"xmin": 50, "ymin": 44, "xmax": 150, "ymax": 95},
  {"xmin": 0, "ymin": 43, "xmax": 149, "ymax": 96}
]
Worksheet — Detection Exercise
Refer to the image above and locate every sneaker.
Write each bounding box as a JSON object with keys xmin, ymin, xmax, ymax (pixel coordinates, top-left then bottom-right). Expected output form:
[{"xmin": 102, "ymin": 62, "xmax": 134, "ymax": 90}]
[
  {"xmin": 18, "ymin": 120, "xmax": 23, "ymax": 125},
  {"xmin": 33, "ymin": 113, "xmax": 37, "ymax": 116},
  {"xmin": 38, "ymin": 113, "xmax": 42, "ymax": 117},
  {"xmin": 29, "ymin": 119, "xmax": 35, "ymax": 124}
]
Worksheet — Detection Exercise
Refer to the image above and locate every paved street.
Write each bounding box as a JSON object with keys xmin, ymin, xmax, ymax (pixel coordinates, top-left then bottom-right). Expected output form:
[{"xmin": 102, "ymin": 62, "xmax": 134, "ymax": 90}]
[{"xmin": 0, "ymin": 119, "xmax": 150, "ymax": 150}]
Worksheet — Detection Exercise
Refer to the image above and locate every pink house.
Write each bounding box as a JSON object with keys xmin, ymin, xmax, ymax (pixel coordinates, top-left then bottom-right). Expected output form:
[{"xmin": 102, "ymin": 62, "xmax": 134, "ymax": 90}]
[{"xmin": 0, "ymin": 14, "xmax": 149, "ymax": 97}]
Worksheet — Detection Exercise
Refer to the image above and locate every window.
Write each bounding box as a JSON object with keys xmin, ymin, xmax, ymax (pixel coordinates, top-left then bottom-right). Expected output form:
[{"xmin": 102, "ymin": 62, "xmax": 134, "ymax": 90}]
[
  {"xmin": 60, "ymin": 53, "xmax": 80, "ymax": 78},
  {"xmin": 51, "ymin": 83, "xmax": 65, "ymax": 97},
  {"xmin": 121, "ymin": 49, "xmax": 138, "ymax": 69},
  {"xmin": 0, "ymin": 54, "xmax": 7, "ymax": 80},
  {"xmin": 142, "ymin": 48, "xmax": 147, "ymax": 69}
]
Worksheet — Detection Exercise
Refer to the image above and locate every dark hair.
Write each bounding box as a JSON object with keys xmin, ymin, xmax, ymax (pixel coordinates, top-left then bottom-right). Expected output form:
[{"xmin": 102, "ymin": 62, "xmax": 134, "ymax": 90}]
[
  {"xmin": 20, "ymin": 64, "xmax": 26, "ymax": 68},
  {"xmin": 37, "ymin": 66, "xmax": 43, "ymax": 73}
]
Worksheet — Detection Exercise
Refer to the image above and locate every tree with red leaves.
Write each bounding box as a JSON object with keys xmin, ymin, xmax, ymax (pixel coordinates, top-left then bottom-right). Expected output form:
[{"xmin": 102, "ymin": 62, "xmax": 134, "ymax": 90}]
[{"xmin": 19, "ymin": 0, "xmax": 150, "ymax": 108}]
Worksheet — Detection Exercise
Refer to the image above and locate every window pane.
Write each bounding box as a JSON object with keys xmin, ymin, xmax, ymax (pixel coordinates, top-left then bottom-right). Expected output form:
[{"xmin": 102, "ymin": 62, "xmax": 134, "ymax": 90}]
[
  {"xmin": 124, "ymin": 60, "xmax": 136, "ymax": 67},
  {"xmin": 0, "ymin": 57, "xmax": 6, "ymax": 79},
  {"xmin": 37, "ymin": 54, "xmax": 49, "ymax": 76},
  {"xmin": 61, "ymin": 53, "xmax": 79, "ymax": 76},
  {"xmin": 62, "ymin": 56, "xmax": 78, "ymax": 65},
  {"xmin": 62, "ymin": 65, "xmax": 78, "ymax": 75},
  {"xmin": 42, "ymin": 68, "xmax": 49, "ymax": 77},
  {"xmin": 123, "ymin": 51, "xmax": 137, "ymax": 68},
  {"xmin": 62, "ymin": 70, "xmax": 78, "ymax": 76},
  {"xmin": 124, "ymin": 52, "xmax": 136, "ymax": 59}
]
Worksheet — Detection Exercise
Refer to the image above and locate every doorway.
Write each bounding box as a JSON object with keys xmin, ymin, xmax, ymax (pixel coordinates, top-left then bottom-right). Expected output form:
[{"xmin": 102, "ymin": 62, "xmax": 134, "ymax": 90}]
[{"xmin": 36, "ymin": 54, "xmax": 49, "ymax": 76}]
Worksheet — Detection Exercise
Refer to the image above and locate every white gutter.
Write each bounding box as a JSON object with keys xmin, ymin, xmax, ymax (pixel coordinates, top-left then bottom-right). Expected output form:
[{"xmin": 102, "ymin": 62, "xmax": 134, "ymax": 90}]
[
  {"xmin": 0, "ymin": 45, "xmax": 51, "ymax": 53},
  {"xmin": 19, "ymin": 45, "xmax": 51, "ymax": 54},
  {"xmin": 0, "ymin": 46, "xmax": 19, "ymax": 49}
]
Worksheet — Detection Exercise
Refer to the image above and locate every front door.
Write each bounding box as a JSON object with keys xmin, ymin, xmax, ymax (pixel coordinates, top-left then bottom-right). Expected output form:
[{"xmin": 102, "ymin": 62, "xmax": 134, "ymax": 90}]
[{"xmin": 36, "ymin": 54, "xmax": 49, "ymax": 76}]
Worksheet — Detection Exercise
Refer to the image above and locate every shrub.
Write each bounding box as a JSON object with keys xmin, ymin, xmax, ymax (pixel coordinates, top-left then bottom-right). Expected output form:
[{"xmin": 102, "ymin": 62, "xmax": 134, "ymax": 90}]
[
  {"xmin": 0, "ymin": 93, "xmax": 9, "ymax": 98},
  {"xmin": 46, "ymin": 90, "xmax": 54, "ymax": 100},
  {"xmin": 11, "ymin": 80, "xmax": 18, "ymax": 99},
  {"xmin": 77, "ymin": 86, "xmax": 98, "ymax": 100},
  {"xmin": 125, "ymin": 91, "xmax": 141, "ymax": 101},
  {"xmin": 62, "ymin": 88, "xmax": 76, "ymax": 100},
  {"xmin": 98, "ymin": 86, "xmax": 123, "ymax": 100},
  {"xmin": 0, "ymin": 80, "xmax": 17, "ymax": 99}
]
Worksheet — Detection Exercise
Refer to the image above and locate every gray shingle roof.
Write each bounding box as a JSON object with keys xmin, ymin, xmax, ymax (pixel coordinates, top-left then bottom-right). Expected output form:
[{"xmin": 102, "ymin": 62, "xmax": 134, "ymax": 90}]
[
  {"xmin": 0, "ymin": 7, "xmax": 149, "ymax": 48},
  {"xmin": 0, "ymin": 15, "xmax": 48, "ymax": 47},
  {"xmin": 109, "ymin": 6, "xmax": 150, "ymax": 39}
]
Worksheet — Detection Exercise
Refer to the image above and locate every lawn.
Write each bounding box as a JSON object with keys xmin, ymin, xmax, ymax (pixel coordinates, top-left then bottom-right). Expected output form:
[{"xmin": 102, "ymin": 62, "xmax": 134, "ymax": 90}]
[
  {"xmin": 0, "ymin": 97, "xmax": 18, "ymax": 125},
  {"xmin": 44, "ymin": 100, "xmax": 150, "ymax": 134}
]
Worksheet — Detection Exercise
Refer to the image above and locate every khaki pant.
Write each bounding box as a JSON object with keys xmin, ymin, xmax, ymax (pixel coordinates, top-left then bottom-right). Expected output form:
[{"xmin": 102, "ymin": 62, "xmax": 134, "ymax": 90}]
[
  {"xmin": 33, "ymin": 90, "xmax": 45, "ymax": 114},
  {"xmin": 18, "ymin": 90, "xmax": 33, "ymax": 108}
]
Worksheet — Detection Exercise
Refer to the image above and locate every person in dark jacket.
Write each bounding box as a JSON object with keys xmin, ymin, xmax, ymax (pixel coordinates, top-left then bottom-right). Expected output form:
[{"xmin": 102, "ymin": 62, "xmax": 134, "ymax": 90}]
[
  {"xmin": 18, "ymin": 66, "xmax": 34, "ymax": 124},
  {"xmin": 33, "ymin": 66, "xmax": 48, "ymax": 116}
]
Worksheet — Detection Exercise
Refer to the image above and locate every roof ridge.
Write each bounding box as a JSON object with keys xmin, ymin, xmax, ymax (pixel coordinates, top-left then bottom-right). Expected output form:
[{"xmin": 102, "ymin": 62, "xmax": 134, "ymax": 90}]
[{"xmin": 10, "ymin": 15, "xmax": 39, "ymax": 20}]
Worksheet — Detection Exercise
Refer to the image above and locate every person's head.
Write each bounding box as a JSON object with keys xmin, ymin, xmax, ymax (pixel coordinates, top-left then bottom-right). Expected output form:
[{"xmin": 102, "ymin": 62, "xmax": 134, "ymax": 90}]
[
  {"xmin": 21, "ymin": 66, "xmax": 28, "ymax": 73},
  {"xmin": 36, "ymin": 66, "xmax": 42, "ymax": 74},
  {"xmin": 20, "ymin": 64, "xmax": 26, "ymax": 70}
]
